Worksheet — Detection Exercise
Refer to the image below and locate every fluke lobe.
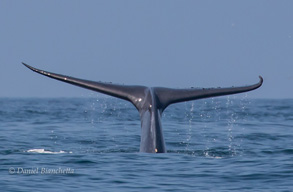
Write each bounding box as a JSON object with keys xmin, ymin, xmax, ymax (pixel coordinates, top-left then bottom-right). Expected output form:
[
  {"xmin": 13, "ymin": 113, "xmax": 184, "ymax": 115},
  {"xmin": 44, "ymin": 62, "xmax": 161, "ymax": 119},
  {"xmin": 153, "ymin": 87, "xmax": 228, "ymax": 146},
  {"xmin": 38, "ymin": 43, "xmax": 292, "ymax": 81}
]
[{"xmin": 22, "ymin": 63, "xmax": 263, "ymax": 153}]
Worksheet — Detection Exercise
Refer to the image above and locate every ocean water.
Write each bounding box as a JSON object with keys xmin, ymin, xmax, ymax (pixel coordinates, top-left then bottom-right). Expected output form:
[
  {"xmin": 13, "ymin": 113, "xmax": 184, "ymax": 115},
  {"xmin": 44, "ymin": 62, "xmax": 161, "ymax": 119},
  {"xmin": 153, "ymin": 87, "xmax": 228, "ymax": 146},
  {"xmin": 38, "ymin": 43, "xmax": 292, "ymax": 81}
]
[{"xmin": 0, "ymin": 97, "xmax": 292, "ymax": 191}]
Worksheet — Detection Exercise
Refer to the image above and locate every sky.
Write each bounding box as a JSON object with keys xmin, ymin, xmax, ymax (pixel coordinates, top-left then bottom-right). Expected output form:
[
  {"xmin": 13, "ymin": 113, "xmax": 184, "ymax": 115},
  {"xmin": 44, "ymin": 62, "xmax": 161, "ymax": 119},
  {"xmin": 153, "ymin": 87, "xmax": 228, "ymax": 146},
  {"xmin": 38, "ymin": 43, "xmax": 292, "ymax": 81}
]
[{"xmin": 0, "ymin": 1, "xmax": 292, "ymax": 98}]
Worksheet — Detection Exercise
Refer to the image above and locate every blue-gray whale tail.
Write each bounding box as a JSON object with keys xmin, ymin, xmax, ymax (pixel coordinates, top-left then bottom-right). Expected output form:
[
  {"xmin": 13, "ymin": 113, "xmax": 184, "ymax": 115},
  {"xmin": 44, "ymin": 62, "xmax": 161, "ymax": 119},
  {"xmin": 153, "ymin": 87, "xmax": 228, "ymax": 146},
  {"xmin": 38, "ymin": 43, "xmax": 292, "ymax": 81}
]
[{"xmin": 22, "ymin": 62, "xmax": 263, "ymax": 153}]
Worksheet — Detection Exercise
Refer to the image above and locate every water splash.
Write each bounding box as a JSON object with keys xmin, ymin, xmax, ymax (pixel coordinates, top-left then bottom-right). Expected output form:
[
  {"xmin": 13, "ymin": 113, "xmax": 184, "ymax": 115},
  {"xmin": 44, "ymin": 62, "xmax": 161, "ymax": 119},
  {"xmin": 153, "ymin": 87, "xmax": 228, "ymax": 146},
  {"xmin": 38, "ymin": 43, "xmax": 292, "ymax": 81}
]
[
  {"xmin": 225, "ymin": 96, "xmax": 236, "ymax": 156},
  {"xmin": 180, "ymin": 95, "xmax": 252, "ymax": 158},
  {"xmin": 184, "ymin": 101, "xmax": 194, "ymax": 150},
  {"xmin": 225, "ymin": 94, "xmax": 250, "ymax": 157},
  {"xmin": 26, "ymin": 149, "xmax": 72, "ymax": 154}
]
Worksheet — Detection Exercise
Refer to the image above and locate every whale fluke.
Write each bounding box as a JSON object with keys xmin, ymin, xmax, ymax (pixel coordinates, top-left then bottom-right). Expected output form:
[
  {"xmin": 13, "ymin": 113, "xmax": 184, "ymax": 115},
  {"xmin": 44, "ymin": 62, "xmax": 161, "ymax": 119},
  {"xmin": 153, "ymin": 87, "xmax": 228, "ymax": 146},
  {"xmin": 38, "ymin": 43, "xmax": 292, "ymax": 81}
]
[
  {"xmin": 22, "ymin": 62, "xmax": 147, "ymax": 110},
  {"xmin": 154, "ymin": 76, "xmax": 263, "ymax": 111},
  {"xmin": 22, "ymin": 62, "xmax": 263, "ymax": 153}
]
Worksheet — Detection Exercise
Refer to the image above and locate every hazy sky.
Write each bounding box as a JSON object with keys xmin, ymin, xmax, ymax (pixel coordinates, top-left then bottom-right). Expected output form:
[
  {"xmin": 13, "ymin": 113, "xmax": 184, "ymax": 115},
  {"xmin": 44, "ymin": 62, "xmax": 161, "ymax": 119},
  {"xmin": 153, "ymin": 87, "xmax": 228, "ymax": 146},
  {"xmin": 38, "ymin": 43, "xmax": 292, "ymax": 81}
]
[{"xmin": 0, "ymin": 1, "xmax": 292, "ymax": 98}]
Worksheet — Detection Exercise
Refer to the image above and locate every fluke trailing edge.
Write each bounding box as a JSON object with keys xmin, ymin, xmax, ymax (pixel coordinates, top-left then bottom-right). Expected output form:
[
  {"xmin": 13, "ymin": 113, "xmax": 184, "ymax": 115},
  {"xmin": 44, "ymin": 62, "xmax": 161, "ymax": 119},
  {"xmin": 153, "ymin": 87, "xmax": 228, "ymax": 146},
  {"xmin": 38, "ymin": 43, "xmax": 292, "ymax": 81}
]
[{"xmin": 22, "ymin": 63, "xmax": 263, "ymax": 153}]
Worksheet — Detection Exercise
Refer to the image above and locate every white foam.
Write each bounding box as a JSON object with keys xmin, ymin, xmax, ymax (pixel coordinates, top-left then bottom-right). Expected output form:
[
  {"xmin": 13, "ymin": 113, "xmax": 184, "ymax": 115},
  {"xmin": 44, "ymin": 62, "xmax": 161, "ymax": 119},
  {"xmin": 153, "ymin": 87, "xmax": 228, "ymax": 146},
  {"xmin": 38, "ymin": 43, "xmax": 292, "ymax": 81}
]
[
  {"xmin": 26, "ymin": 149, "xmax": 72, "ymax": 154},
  {"xmin": 204, "ymin": 151, "xmax": 223, "ymax": 159}
]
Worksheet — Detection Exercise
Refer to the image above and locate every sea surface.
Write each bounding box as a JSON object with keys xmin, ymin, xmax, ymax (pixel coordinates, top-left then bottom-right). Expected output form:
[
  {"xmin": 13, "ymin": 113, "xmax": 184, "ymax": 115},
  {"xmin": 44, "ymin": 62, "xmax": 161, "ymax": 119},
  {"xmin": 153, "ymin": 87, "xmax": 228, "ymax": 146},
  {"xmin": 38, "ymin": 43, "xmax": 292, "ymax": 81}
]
[{"xmin": 0, "ymin": 97, "xmax": 292, "ymax": 191}]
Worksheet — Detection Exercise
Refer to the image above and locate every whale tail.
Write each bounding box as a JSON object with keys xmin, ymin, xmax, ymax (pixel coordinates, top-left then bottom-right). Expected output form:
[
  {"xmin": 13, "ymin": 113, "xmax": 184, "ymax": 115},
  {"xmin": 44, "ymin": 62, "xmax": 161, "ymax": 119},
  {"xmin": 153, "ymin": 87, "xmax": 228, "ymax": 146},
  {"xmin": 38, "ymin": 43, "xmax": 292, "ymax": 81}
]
[
  {"xmin": 154, "ymin": 76, "xmax": 263, "ymax": 111},
  {"xmin": 22, "ymin": 62, "xmax": 263, "ymax": 111}
]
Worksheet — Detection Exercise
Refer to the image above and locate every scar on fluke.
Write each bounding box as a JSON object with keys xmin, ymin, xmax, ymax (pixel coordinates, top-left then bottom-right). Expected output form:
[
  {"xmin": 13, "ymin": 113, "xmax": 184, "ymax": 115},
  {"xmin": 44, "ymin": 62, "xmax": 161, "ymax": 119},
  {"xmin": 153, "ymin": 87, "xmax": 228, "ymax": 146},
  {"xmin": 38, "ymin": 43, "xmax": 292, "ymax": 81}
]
[{"xmin": 22, "ymin": 62, "xmax": 263, "ymax": 153}]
